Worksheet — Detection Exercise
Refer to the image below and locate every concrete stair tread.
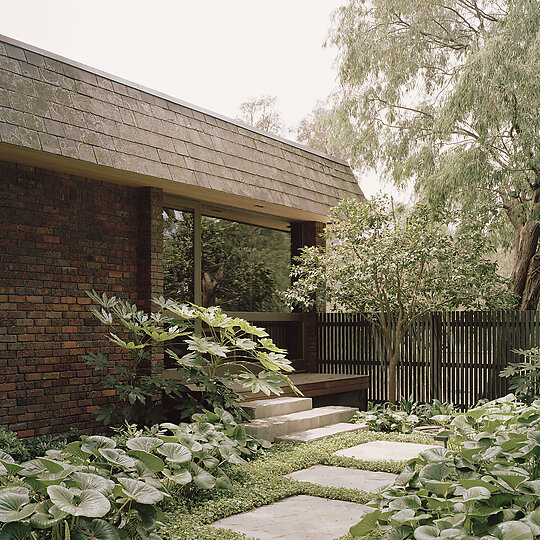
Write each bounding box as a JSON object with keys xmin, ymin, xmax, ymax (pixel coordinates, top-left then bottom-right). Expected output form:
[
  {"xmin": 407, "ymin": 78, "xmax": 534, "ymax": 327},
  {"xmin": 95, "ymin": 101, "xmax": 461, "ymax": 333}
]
[
  {"xmin": 245, "ymin": 406, "xmax": 357, "ymax": 426},
  {"xmin": 275, "ymin": 422, "xmax": 369, "ymax": 443},
  {"xmin": 243, "ymin": 406, "xmax": 358, "ymax": 442},
  {"xmin": 242, "ymin": 397, "xmax": 312, "ymax": 419}
]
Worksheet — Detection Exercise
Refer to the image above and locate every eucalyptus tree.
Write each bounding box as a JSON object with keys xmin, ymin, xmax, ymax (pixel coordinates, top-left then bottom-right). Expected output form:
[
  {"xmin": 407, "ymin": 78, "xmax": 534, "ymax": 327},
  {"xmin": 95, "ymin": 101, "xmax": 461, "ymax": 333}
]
[
  {"xmin": 327, "ymin": 0, "xmax": 540, "ymax": 308},
  {"xmin": 284, "ymin": 196, "xmax": 514, "ymax": 403}
]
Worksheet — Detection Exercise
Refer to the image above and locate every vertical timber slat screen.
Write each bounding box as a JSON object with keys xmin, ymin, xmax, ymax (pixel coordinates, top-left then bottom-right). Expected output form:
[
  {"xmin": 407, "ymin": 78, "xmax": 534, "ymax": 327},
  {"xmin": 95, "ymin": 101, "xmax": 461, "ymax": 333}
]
[{"xmin": 317, "ymin": 311, "xmax": 540, "ymax": 409}]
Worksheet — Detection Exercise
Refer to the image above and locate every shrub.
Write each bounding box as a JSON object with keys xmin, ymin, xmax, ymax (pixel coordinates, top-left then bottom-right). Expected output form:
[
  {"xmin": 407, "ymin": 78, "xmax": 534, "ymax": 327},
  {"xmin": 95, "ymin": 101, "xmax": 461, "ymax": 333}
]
[
  {"xmin": 500, "ymin": 347, "xmax": 540, "ymax": 404},
  {"xmin": 350, "ymin": 395, "xmax": 540, "ymax": 539},
  {"xmin": 0, "ymin": 410, "xmax": 266, "ymax": 539},
  {"xmin": 85, "ymin": 291, "xmax": 297, "ymax": 426}
]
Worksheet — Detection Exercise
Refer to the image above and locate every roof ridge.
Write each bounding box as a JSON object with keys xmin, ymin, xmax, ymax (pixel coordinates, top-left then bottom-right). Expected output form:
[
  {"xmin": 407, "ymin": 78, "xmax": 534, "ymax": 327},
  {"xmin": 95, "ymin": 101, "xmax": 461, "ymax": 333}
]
[{"xmin": 0, "ymin": 33, "xmax": 350, "ymax": 167}]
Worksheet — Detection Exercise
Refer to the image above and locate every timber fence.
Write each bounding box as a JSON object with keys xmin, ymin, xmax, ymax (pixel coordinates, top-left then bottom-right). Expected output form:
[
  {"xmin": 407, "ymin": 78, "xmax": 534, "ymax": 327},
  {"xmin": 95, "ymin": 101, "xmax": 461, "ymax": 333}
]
[{"xmin": 317, "ymin": 311, "xmax": 540, "ymax": 409}]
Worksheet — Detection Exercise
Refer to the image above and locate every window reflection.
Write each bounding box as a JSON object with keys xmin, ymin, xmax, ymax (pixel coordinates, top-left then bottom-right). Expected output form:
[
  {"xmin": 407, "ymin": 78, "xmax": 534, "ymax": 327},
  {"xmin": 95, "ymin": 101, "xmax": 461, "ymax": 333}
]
[{"xmin": 201, "ymin": 216, "xmax": 291, "ymax": 312}]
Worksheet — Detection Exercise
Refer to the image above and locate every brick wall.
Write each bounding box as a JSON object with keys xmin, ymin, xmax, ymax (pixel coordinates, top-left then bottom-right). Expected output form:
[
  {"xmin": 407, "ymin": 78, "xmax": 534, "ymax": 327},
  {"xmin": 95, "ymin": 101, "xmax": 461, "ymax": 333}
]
[{"xmin": 0, "ymin": 160, "xmax": 163, "ymax": 436}]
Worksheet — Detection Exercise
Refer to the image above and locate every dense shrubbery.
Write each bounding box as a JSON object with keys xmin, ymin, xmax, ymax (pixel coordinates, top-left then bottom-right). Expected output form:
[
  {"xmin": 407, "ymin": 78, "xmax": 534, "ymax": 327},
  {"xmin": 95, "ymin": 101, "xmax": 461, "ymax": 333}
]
[
  {"xmin": 0, "ymin": 411, "xmax": 267, "ymax": 539},
  {"xmin": 350, "ymin": 395, "xmax": 540, "ymax": 539},
  {"xmin": 85, "ymin": 291, "xmax": 297, "ymax": 426},
  {"xmin": 352, "ymin": 398, "xmax": 454, "ymax": 434}
]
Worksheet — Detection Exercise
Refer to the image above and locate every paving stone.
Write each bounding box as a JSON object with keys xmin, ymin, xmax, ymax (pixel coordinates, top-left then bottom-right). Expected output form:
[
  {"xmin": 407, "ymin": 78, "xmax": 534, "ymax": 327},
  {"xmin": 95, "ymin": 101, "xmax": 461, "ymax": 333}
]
[
  {"xmin": 286, "ymin": 465, "xmax": 397, "ymax": 491},
  {"xmin": 275, "ymin": 422, "xmax": 368, "ymax": 443},
  {"xmin": 334, "ymin": 441, "xmax": 439, "ymax": 462},
  {"xmin": 209, "ymin": 495, "xmax": 372, "ymax": 540}
]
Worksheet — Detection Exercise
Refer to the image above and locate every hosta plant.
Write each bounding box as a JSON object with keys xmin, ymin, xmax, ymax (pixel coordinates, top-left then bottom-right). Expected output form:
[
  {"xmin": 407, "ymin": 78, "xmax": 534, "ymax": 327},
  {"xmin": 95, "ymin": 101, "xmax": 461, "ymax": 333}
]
[
  {"xmin": 0, "ymin": 413, "xmax": 266, "ymax": 539},
  {"xmin": 350, "ymin": 395, "xmax": 540, "ymax": 539},
  {"xmin": 85, "ymin": 291, "xmax": 298, "ymax": 426}
]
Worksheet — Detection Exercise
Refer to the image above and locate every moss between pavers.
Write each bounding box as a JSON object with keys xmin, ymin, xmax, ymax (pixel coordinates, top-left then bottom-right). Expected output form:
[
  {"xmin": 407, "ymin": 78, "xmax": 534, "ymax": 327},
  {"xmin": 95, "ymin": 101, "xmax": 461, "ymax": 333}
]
[{"xmin": 160, "ymin": 431, "xmax": 437, "ymax": 540}]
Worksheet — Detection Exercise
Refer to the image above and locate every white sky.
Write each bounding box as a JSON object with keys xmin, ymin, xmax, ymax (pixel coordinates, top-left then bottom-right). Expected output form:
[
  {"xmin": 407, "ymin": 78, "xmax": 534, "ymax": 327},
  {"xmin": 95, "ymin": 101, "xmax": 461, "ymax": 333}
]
[{"xmin": 1, "ymin": 0, "xmax": 398, "ymax": 198}]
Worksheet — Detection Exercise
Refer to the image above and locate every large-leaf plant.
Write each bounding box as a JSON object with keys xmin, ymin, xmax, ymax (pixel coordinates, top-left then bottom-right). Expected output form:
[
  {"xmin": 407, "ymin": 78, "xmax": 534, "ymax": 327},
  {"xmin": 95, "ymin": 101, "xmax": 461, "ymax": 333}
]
[
  {"xmin": 351, "ymin": 395, "xmax": 540, "ymax": 539},
  {"xmin": 0, "ymin": 411, "xmax": 266, "ymax": 539},
  {"xmin": 85, "ymin": 291, "xmax": 298, "ymax": 425}
]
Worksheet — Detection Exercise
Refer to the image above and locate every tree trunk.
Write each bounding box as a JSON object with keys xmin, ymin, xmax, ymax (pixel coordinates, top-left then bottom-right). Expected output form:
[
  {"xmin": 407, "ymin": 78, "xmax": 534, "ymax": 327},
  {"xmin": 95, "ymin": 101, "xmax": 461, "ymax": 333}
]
[
  {"xmin": 510, "ymin": 186, "xmax": 540, "ymax": 310},
  {"xmin": 387, "ymin": 351, "xmax": 400, "ymax": 404}
]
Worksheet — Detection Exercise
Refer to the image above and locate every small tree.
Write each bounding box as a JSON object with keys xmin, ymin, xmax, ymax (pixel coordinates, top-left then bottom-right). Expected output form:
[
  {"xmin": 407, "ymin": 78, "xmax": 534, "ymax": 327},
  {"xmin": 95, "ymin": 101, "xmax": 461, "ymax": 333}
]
[{"xmin": 284, "ymin": 196, "xmax": 515, "ymax": 403}]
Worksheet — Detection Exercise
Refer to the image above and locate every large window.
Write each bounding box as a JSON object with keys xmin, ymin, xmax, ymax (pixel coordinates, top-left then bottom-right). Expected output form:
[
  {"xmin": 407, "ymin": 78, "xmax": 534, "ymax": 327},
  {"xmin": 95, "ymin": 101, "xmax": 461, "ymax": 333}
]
[
  {"xmin": 201, "ymin": 216, "xmax": 290, "ymax": 312},
  {"xmin": 163, "ymin": 203, "xmax": 291, "ymax": 312},
  {"xmin": 163, "ymin": 208, "xmax": 194, "ymax": 303}
]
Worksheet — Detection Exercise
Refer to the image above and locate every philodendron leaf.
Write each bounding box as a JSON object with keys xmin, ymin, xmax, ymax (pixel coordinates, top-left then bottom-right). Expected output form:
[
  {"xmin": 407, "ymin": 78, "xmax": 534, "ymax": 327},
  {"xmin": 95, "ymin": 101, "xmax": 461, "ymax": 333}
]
[
  {"xmin": 47, "ymin": 486, "xmax": 110, "ymax": 518},
  {"xmin": 189, "ymin": 463, "xmax": 216, "ymax": 490},
  {"xmin": 0, "ymin": 489, "xmax": 36, "ymax": 523},
  {"xmin": 71, "ymin": 518, "xmax": 120, "ymax": 540},
  {"xmin": 0, "ymin": 522, "xmax": 32, "ymax": 540},
  {"xmin": 30, "ymin": 500, "xmax": 67, "ymax": 529},
  {"xmin": 490, "ymin": 521, "xmax": 534, "ymax": 540},
  {"xmin": 419, "ymin": 447, "xmax": 450, "ymax": 463},
  {"xmin": 126, "ymin": 437, "xmax": 164, "ymax": 453},
  {"xmin": 157, "ymin": 443, "xmax": 192, "ymax": 465},
  {"xmin": 117, "ymin": 479, "xmax": 163, "ymax": 504}
]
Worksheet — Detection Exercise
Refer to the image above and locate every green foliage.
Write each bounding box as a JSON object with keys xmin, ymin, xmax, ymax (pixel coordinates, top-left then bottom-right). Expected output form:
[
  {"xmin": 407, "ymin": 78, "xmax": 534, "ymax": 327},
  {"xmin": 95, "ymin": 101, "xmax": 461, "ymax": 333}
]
[
  {"xmin": 159, "ymin": 429, "xmax": 435, "ymax": 539},
  {"xmin": 0, "ymin": 429, "xmax": 30, "ymax": 464},
  {"xmin": 85, "ymin": 291, "xmax": 297, "ymax": 426},
  {"xmin": 327, "ymin": 0, "xmax": 540, "ymax": 307},
  {"xmin": 350, "ymin": 395, "xmax": 540, "ymax": 538},
  {"xmin": 285, "ymin": 196, "xmax": 514, "ymax": 401},
  {"xmin": 352, "ymin": 398, "xmax": 455, "ymax": 434},
  {"xmin": 0, "ymin": 412, "xmax": 267, "ymax": 539},
  {"xmin": 500, "ymin": 348, "xmax": 540, "ymax": 404}
]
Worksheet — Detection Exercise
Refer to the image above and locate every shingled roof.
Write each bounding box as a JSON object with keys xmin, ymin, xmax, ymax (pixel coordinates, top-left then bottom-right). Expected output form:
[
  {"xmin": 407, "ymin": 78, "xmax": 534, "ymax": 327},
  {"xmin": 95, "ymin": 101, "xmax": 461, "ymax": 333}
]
[{"xmin": 0, "ymin": 35, "xmax": 363, "ymax": 222}]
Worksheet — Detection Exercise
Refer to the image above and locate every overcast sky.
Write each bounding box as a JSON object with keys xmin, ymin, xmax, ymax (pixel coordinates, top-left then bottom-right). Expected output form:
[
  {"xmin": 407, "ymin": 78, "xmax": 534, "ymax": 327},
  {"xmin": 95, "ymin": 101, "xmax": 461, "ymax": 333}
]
[{"xmin": 1, "ymin": 0, "xmax": 392, "ymax": 197}]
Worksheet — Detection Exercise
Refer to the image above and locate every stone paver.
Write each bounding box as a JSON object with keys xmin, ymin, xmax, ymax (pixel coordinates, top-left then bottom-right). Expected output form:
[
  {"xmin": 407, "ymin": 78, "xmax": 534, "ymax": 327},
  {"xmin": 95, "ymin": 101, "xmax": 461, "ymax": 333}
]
[
  {"xmin": 334, "ymin": 441, "xmax": 439, "ymax": 462},
  {"xmin": 209, "ymin": 495, "xmax": 372, "ymax": 540},
  {"xmin": 286, "ymin": 465, "xmax": 397, "ymax": 491}
]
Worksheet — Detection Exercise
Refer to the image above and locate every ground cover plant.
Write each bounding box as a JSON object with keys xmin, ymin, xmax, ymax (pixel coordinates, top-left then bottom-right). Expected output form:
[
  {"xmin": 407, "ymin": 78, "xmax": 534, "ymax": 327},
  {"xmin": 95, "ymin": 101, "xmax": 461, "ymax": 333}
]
[
  {"xmin": 0, "ymin": 411, "xmax": 267, "ymax": 539},
  {"xmin": 351, "ymin": 398, "xmax": 455, "ymax": 434},
  {"xmin": 85, "ymin": 291, "xmax": 297, "ymax": 426},
  {"xmin": 350, "ymin": 395, "xmax": 540, "ymax": 539},
  {"xmin": 159, "ymin": 430, "xmax": 436, "ymax": 540}
]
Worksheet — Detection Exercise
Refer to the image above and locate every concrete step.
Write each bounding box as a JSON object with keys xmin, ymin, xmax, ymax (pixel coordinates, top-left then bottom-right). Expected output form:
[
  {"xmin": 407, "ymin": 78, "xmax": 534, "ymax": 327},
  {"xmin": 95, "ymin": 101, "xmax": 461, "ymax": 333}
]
[
  {"xmin": 275, "ymin": 422, "xmax": 369, "ymax": 443},
  {"xmin": 243, "ymin": 406, "xmax": 358, "ymax": 442},
  {"xmin": 242, "ymin": 397, "xmax": 313, "ymax": 420}
]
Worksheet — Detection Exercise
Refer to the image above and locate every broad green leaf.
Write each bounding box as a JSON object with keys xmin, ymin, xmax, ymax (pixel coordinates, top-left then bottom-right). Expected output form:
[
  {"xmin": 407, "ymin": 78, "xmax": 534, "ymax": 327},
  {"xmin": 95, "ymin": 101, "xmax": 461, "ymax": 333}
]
[
  {"xmin": 419, "ymin": 447, "xmax": 450, "ymax": 463},
  {"xmin": 163, "ymin": 468, "xmax": 192, "ymax": 486},
  {"xmin": 30, "ymin": 500, "xmax": 67, "ymax": 529},
  {"xmin": 98, "ymin": 448, "xmax": 135, "ymax": 469},
  {"xmin": 127, "ymin": 450, "xmax": 165, "ymax": 473},
  {"xmin": 80, "ymin": 436, "xmax": 116, "ymax": 455},
  {"xmin": 0, "ymin": 522, "xmax": 32, "ymax": 540},
  {"xmin": 47, "ymin": 486, "xmax": 110, "ymax": 518},
  {"xmin": 71, "ymin": 518, "xmax": 120, "ymax": 540},
  {"xmin": 521, "ymin": 508, "xmax": 540, "ymax": 536},
  {"xmin": 126, "ymin": 437, "xmax": 163, "ymax": 453},
  {"xmin": 414, "ymin": 526, "xmax": 440, "ymax": 540},
  {"xmin": 389, "ymin": 495, "xmax": 422, "ymax": 511},
  {"xmin": 462, "ymin": 487, "xmax": 491, "ymax": 502},
  {"xmin": 71, "ymin": 473, "xmax": 114, "ymax": 495},
  {"xmin": 157, "ymin": 443, "xmax": 192, "ymax": 465},
  {"xmin": 0, "ymin": 490, "xmax": 36, "ymax": 523},
  {"xmin": 117, "ymin": 479, "xmax": 163, "ymax": 504},
  {"xmin": 350, "ymin": 510, "xmax": 382, "ymax": 537},
  {"xmin": 418, "ymin": 463, "xmax": 452, "ymax": 482},
  {"xmin": 0, "ymin": 462, "xmax": 22, "ymax": 477},
  {"xmin": 490, "ymin": 521, "xmax": 534, "ymax": 540},
  {"xmin": 459, "ymin": 479, "xmax": 497, "ymax": 493}
]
